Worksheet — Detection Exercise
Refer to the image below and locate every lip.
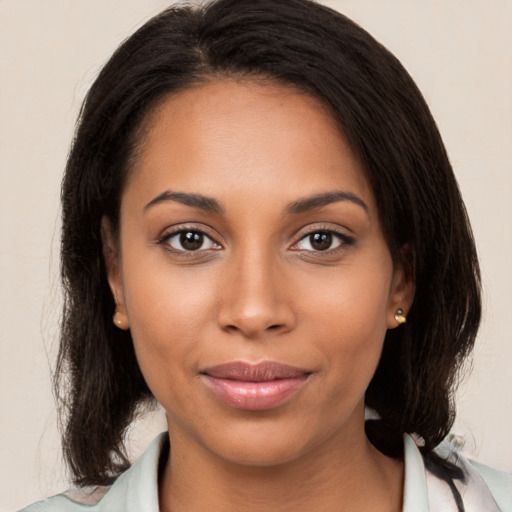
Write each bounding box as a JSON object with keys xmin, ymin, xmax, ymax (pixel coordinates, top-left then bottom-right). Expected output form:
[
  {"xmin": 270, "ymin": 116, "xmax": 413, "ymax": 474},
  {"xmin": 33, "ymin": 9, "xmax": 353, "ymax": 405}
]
[{"xmin": 200, "ymin": 361, "xmax": 310, "ymax": 411}]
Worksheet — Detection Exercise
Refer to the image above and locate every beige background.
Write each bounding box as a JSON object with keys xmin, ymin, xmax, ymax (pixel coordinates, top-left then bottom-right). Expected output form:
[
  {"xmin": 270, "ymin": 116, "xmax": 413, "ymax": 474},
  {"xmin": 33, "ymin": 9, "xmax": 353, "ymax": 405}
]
[{"xmin": 1, "ymin": 1, "xmax": 511, "ymax": 510}]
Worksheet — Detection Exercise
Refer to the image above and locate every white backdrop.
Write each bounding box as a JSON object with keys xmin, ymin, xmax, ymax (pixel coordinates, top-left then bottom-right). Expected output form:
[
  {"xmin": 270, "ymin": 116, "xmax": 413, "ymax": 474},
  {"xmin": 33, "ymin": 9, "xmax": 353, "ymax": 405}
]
[{"xmin": 1, "ymin": 1, "xmax": 511, "ymax": 510}]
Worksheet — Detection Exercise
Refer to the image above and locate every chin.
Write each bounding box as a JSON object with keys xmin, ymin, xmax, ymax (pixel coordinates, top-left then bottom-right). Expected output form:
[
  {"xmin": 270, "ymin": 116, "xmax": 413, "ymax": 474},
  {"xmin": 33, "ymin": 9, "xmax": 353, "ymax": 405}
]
[
  {"xmin": 215, "ymin": 435, "xmax": 313, "ymax": 468},
  {"xmin": 191, "ymin": 412, "xmax": 341, "ymax": 469}
]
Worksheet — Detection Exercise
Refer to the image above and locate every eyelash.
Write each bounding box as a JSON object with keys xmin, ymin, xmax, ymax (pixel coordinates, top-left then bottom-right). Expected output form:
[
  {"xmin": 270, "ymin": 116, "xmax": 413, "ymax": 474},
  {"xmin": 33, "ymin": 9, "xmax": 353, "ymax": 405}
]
[
  {"xmin": 156, "ymin": 225, "xmax": 355, "ymax": 256},
  {"xmin": 156, "ymin": 226, "xmax": 222, "ymax": 254},
  {"xmin": 291, "ymin": 226, "xmax": 355, "ymax": 255}
]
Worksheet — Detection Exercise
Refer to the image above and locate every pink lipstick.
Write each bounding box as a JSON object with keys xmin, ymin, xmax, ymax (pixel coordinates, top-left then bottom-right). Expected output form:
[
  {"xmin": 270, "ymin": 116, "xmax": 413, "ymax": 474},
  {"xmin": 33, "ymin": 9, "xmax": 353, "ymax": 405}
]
[{"xmin": 200, "ymin": 361, "xmax": 310, "ymax": 411}]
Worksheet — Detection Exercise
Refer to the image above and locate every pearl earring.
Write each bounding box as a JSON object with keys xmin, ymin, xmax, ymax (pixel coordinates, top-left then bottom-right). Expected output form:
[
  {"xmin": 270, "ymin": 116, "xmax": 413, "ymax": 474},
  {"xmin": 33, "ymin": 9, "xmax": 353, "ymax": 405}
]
[
  {"xmin": 394, "ymin": 308, "xmax": 407, "ymax": 325},
  {"xmin": 113, "ymin": 308, "xmax": 130, "ymax": 330}
]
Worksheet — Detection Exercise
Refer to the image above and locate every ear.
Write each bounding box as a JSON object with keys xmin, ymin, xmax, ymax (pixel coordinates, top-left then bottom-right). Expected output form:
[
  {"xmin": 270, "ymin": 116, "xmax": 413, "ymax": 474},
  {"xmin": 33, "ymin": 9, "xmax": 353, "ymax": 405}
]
[
  {"xmin": 101, "ymin": 217, "xmax": 125, "ymax": 311},
  {"xmin": 386, "ymin": 245, "xmax": 415, "ymax": 329}
]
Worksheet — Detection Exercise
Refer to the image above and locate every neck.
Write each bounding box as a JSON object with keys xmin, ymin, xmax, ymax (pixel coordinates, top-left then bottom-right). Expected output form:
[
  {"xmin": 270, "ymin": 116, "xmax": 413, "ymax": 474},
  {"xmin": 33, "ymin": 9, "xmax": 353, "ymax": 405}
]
[{"xmin": 159, "ymin": 417, "xmax": 403, "ymax": 512}]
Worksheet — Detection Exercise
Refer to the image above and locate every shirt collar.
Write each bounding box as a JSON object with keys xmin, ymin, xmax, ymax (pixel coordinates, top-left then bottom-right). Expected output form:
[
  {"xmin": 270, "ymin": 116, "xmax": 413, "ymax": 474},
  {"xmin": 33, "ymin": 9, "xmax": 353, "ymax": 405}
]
[
  {"xmin": 402, "ymin": 433, "xmax": 430, "ymax": 511},
  {"xmin": 99, "ymin": 432, "xmax": 430, "ymax": 512},
  {"xmin": 98, "ymin": 432, "xmax": 165, "ymax": 512}
]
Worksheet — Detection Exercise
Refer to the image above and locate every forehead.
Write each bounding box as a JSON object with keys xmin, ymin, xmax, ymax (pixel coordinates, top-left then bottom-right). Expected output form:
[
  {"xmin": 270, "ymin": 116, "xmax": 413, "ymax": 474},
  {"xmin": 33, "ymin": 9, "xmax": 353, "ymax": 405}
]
[{"xmin": 126, "ymin": 79, "xmax": 375, "ymax": 216}]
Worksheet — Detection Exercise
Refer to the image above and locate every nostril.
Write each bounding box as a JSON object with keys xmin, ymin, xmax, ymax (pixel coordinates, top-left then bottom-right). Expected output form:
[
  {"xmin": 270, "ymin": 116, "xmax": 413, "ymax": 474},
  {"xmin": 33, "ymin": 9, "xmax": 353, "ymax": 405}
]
[
  {"xmin": 217, "ymin": 298, "xmax": 296, "ymax": 337},
  {"xmin": 224, "ymin": 323, "xmax": 282, "ymax": 332}
]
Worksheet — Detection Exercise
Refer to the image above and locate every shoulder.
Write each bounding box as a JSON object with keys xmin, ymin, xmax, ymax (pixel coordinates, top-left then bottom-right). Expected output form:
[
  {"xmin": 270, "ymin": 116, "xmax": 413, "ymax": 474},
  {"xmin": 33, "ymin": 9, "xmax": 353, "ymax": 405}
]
[
  {"xmin": 17, "ymin": 486, "xmax": 111, "ymax": 512},
  {"xmin": 17, "ymin": 433, "xmax": 167, "ymax": 512},
  {"xmin": 469, "ymin": 459, "xmax": 512, "ymax": 511},
  {"xmin": 425, "ymin": 436, "xmax": 512, "ymax": 512}
]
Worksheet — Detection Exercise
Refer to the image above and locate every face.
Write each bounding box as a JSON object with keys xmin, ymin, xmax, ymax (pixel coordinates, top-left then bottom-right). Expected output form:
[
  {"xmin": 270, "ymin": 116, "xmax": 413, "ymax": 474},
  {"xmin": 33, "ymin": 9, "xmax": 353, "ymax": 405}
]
[{"xmin": 105, "ymin": 80, "xmax": 413, "ymax": 467}]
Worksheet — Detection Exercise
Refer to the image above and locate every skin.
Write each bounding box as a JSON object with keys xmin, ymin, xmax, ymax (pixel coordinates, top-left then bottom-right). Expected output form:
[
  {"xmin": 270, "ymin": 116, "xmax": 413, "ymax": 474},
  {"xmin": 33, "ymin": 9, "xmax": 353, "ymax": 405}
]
[{"xmin": 104, "ymin": 80, "xmax": 414, "ymax": 511}]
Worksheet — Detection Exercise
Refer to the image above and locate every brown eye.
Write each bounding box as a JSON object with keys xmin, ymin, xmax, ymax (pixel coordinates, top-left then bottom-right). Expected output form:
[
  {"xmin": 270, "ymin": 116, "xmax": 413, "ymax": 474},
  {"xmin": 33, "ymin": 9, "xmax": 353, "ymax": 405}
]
[
  {"xmin": 310, "ymin": 232, "xmax": 332, "ymax": 251},
  {"xmin": 180, "ymin": 231, "xmax": 204, "ymax": 251},
  {"xmin": 294, "ymin": 230, "xmax": 347, "ymax": 252},
  {"xmin": 163, "ymin": 229, "xmax": 219, "ymax": 252}
]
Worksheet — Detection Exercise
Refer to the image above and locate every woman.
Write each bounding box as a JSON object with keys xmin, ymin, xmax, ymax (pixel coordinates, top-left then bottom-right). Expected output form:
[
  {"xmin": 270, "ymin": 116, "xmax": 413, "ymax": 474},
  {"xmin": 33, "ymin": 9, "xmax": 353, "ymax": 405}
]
[{"xmin": 19, "ymin": 0, "xmax": 511, "ymax": 510}]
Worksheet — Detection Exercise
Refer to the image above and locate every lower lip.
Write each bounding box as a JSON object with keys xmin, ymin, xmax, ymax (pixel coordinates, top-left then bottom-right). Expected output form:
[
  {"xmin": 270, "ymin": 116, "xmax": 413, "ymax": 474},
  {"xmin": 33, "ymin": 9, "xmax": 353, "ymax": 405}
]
[{"xmin": 202, "ymin": 375, "xmax": 309, "ymax": 411}]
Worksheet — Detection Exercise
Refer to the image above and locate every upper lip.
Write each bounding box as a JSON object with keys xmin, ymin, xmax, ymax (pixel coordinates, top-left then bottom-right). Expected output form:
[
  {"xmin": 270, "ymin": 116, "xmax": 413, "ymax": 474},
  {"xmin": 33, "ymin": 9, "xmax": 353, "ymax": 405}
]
[{"xmin": 201, "ymin": 361, "xmax": 310, "ymax": 382}]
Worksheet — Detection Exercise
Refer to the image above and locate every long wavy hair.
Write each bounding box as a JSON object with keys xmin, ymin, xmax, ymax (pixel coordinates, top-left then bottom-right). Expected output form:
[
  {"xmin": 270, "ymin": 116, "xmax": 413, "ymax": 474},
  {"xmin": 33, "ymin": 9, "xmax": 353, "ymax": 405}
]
[{"xmin": 56, "ymin": 0, "xmax": 481, "ymax": 486}]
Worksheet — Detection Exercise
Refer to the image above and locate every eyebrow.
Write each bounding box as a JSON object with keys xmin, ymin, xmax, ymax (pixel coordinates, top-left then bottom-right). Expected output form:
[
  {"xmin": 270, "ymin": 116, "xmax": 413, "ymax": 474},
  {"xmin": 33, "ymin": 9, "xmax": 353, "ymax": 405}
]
[
  {"xmin": 144, "ymin": 190, "xmax": 224, "ymax": 214},
  {"xmin": 285, "ymin": 191, "xmax": 369, "ymax": 214},
  {"xmin": 144, "ymin": 189, "xmax": 368, "ymax": 216}
]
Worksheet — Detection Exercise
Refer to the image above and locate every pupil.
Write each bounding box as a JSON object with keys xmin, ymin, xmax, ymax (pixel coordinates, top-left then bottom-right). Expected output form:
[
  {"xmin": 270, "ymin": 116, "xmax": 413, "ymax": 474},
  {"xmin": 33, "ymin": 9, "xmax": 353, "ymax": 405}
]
[
  {"xmin": 311, "ymin": 232, "xmax": 332, "ymax": 251},
  {"xmin": 180, "ymin": 231, "xmax": 203, "ymax": 250}
]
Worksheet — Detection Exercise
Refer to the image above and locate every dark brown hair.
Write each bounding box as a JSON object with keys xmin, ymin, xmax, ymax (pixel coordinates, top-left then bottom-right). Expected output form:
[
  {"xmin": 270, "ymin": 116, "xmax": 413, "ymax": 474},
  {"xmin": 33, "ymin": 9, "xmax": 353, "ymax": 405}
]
[{"xmin": 56, "ymin": 0, "xmax": 481, "ymax": 485}]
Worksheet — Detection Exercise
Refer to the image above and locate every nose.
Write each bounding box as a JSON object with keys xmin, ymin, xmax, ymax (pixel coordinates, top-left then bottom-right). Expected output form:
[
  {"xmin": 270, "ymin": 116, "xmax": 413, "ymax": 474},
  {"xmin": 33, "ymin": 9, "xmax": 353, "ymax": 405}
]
[{"xmin": 217, "ymin": 249, "xmax": 296, "ymax": 339}]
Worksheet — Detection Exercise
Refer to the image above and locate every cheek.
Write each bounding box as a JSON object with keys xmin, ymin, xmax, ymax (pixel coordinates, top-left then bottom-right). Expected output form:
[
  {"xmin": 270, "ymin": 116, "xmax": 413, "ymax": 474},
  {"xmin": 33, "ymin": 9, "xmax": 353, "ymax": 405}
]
[
  {"xmin": 302, "ymin": 255, "xmax": 393, "ymax": 335},
  {"xmin": 121, "ymin": 256, "xmax": 218, "ymax": 386},
  {"xmin": 301, "ymin": 256, "xmax": 392, "ymax": 381}
]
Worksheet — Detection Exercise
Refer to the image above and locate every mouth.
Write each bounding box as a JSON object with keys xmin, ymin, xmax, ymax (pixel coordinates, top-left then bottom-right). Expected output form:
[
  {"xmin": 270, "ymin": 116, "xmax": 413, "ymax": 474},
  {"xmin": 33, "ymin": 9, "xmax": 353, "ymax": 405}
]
[{"xmin": 200, "ymin": 361, "xmax": 311, "ymax": 411}]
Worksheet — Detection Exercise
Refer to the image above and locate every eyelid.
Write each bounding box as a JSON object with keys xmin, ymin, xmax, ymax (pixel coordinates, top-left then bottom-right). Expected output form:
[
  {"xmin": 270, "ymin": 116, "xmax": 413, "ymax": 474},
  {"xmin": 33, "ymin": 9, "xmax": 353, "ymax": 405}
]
[
  {"xmin": 289, "ymin": 225, "xmax": 355, "ymax": 252},
  {"xmin": 154, "ymin": 223, "xmax": 354, "ymax": 255},
  {"xmin": 156, "ymin": 224, "xmax": 223, "ymax": 252}
]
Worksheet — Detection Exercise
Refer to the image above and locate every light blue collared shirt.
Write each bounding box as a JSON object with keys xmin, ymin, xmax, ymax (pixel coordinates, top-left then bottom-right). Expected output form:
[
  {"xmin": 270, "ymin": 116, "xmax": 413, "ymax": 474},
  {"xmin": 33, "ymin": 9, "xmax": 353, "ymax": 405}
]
[{"xmin": 19, "ymin": 433, "xmax": 512, "ymax": 511}]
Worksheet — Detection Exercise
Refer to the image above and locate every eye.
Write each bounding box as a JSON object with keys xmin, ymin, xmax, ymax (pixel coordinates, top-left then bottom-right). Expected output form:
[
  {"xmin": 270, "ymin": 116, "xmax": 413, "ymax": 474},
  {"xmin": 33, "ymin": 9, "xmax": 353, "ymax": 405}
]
[
  {"xmin": 161, "ymin": 229, "xmax": 220, "ymax": 252},
  {"xmin": 294, "ymin": 230, "xmax": 347, "ymax": 252}
]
